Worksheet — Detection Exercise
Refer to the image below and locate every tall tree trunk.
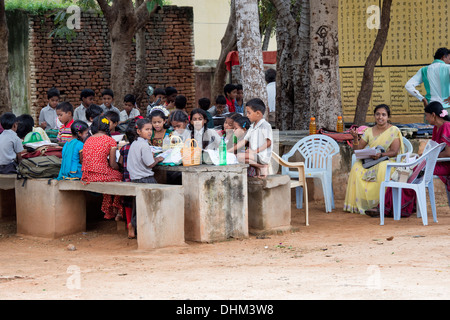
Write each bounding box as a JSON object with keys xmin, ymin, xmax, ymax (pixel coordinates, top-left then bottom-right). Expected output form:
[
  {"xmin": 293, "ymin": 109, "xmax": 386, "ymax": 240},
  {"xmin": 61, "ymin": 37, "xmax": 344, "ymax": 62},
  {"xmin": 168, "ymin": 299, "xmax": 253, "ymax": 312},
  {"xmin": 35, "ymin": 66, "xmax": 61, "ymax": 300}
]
[
  {"xmin": 309, "ymin": 0, "xmax": 342, "ymax": 130},
  {"xmin": 133, "ymin": 0, "xmax": 148, "ymax": 113},
  {"xmin": 212, "ymin": 0, "xmax": 237, "ymax": 101},
  {"xmin": 270, "ymin": 0, "xmax": 310, "ymax": 130},
  {"xmin": 235, "ymin": 0, "xmax": 268, "ymax": 116},
  {"xmin": 353, "ymin": 0, "xmax": 393, "ymax": 125},
  {"xmin": 97, "ymin": 0, "xmax": 159, "ymax": 110},
  {"xmin": 0, "ymin": 0, "xmax": 10, "ymax": 114}
]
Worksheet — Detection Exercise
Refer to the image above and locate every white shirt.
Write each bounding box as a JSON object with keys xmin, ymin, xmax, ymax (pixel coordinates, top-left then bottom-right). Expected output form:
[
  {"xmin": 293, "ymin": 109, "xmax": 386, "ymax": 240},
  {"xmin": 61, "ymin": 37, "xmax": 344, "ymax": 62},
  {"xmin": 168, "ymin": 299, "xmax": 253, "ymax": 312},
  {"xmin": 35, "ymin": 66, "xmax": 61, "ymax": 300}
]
[
  {"xmin": 120, "ymin": 108, "xmax": 141, "ymax": 122},
  {"xmin": 266, "ymin": 82, "xmax": 276, "ymax": 113},
  {"xmin": 405, "ymin": 60, "xmax": 450, "ymax": 108},
  {"xmin": 73, "ymin": 104, "xmax": 88, "ymax": 122},
  {"xmin": 244, "ymin": 118, "xmax": 273, "ymax": 164}
]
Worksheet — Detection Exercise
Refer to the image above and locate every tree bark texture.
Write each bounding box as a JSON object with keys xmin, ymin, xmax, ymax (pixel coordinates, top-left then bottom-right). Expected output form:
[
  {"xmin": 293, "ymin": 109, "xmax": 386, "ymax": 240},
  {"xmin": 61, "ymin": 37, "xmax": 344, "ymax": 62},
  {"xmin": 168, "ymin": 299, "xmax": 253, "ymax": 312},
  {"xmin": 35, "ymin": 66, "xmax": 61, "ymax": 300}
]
[
  {"xmin": 97, "ymin": 0, "xmax": 159, "ymax": 110},
  {"xmin": 270, "ymin": 0, "xmax": 310, "ymax": 130},
  {"xmin": 212, "ymin": 0, "xmax": 237, "ymax": 102},
  {"xmin": 353, "ymin": 0, "xmax": 393, "ymax": 125},
  {"xmin": 309, "ymin": 0, "xmax": 342, "ymax": 130},
  {"xmin": 133, "ymin": 0, "xmax": 148, "ymax": 112},
  {"xmin": 235, "ymin": 0, "xmax": 268, "ymax": 116},
  {"xmin": 0, "ymin": 0, "xmax": 11, "ymax": 113}
]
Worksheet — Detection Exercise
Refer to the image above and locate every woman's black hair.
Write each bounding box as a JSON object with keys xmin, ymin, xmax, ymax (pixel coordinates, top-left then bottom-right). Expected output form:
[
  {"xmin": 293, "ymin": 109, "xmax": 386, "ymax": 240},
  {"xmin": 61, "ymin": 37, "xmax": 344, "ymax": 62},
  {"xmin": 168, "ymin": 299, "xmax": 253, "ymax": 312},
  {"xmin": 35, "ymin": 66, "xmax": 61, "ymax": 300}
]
[
  {"xmin": 234, "ymin": 116, "xmax": 251, "ymax": 130},
  {"xmin": 90, "ymin": 115, "xmax": 111, "ymax": 136},
  {"xmin": 124, "ymin": 118, "xmax": 139, "ymax": 143},
  {"xmin": 425, "ymin": 101, "xmax": 450, "ymax": 121},
  {"xmin": 373, "ymin": 104, "xmax": 391, "ymax": 117},
  {"xmin": 189, "ymin": 108, "xmax": 211, "ymax": 149},
  {"xmin": 71, "ymin": 120, "xmax": 89, "ymax": 141}
]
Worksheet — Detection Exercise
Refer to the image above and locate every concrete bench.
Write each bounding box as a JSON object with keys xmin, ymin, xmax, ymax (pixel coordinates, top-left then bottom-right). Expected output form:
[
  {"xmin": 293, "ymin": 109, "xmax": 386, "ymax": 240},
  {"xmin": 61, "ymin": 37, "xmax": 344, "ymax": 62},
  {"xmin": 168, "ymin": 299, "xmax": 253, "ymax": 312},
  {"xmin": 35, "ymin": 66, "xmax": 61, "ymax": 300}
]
[
  {"xmin": 248, "ymin": 174, "xmax": 296, "ymax": 235},
  {"xmin": 0, "ymin": 174, "xmax": 17, "ymax": 219},
  {"xmin": 14, "ymin": 179, "xmax": 185, "ymax": 250}
]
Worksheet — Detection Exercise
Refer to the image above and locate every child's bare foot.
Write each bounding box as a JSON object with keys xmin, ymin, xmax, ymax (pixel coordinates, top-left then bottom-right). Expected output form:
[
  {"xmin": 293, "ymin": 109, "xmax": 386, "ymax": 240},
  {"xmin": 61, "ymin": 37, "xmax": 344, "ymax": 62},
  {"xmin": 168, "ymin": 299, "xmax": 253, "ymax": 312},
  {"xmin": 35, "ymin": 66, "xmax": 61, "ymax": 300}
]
[
  {"xmin": 115, "ymin": 213, "xmax": 123, "ymax": 222},
  {"xmin": 257, "ymin": 165, "xmax": 268, "ymax": 179},
  {"xmin": 127, "ymin": 223, "xmax": 136, "ymax": 239}
]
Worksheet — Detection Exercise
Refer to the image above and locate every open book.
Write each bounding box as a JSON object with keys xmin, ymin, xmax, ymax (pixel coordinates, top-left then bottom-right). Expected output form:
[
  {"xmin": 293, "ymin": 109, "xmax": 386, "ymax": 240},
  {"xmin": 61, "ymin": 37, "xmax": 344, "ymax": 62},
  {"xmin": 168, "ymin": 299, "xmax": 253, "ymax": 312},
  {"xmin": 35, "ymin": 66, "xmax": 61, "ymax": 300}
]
[{"xmin": 354, "ymin": 147, "xmax": 380, "ymax": 160}]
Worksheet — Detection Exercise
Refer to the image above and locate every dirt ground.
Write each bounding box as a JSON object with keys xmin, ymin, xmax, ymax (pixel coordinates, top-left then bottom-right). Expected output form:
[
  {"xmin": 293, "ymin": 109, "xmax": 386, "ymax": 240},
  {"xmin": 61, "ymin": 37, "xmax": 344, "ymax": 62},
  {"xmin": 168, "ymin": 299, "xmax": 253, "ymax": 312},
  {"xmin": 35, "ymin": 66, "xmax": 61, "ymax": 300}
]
[{"xmin": 0, "ymin": 196, "xmax": 449, "ymax": 301}]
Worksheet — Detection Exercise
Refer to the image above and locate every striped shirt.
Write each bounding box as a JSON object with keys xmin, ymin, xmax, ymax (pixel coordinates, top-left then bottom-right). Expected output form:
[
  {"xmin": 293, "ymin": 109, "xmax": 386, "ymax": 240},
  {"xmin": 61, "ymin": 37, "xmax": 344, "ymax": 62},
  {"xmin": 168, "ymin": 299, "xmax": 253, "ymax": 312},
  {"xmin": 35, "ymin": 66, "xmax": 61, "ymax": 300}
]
[{"xmin": 57, "ymin": 119, "xmax": 74, "ymax": 144}]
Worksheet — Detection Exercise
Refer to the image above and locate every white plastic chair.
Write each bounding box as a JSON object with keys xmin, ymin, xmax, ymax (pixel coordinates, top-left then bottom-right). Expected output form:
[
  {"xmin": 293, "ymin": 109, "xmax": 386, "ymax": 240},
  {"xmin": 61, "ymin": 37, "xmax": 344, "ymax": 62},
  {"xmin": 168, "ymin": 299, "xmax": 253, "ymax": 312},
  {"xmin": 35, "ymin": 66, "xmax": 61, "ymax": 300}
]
[
  {"xmin": 379, "ymin": 142, "xmax": 445, "ymax": 226},
  {"xmin": 271, "ymin": 152, "xmax": 309, "ymax": 226},
  {"xmin": 281, "ymin": 134, "xmax": 339, "ymax": 213},
  {"xmin": 351, "ymin": 136, "xmax": 413, "ymax": 167}
]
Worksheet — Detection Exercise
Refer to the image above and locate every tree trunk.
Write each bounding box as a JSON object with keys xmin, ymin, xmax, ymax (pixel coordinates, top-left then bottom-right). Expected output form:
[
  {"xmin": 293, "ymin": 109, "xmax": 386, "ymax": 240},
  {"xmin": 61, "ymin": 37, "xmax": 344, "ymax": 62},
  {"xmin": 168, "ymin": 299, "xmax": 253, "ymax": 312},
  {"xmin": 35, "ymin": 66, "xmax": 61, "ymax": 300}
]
[
  {"xmin": 133, "ymin": 0, "xmax": 148, "ymax": 113},
  {"xmin": 212, "ymin": 0, "xmax": 237, "ymax": 101},
  {"xmin": 0, "ymin": 0, "xmax": 10, "ymax": 114},
  {"xmin": 235, "ymin": 0, "xmax": 268, "ymax": 116},
  {"xmin": 353, "ymin": 0, "xmax": 393, "ymax": 125},
  {"xmin": 309, "ymin": 0, "xmax": 342, "ymax": 130},
  {"xmin": 270, "ymin": 0, "xmax": 310, "ymax": 130},
  {"xmin": 97, "ymin": 0, "xmax": 159, "ymax": 110}
]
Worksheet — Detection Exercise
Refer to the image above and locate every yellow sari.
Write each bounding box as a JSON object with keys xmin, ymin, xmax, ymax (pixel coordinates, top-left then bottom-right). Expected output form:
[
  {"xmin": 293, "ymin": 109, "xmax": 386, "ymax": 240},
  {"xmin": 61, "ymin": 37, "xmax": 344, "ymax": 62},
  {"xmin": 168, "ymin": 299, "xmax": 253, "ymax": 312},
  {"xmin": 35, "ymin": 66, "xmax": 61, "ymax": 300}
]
[{"xmin": 344, "ymin": 126, "xmax": 404, "ymax": 214}]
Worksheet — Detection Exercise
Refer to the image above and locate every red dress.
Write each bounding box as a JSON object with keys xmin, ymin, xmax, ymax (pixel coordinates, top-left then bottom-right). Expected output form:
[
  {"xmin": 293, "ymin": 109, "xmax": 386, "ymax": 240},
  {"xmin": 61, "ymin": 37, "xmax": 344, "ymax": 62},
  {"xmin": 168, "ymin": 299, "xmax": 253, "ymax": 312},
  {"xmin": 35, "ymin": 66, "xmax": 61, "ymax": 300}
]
[{"xmin": 82, "ymin": 134, "xmax": 123, "ymax": 219}]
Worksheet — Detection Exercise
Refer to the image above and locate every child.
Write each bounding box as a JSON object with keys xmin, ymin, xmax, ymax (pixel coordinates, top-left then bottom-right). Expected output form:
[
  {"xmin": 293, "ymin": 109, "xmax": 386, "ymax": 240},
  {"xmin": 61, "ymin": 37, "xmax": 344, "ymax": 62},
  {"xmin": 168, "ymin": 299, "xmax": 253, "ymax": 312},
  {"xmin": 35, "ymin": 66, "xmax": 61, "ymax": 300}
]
[
  {"xmin": 57, "ymin": 120, "xmax": 89, "ymax": 180},
  {"xmin": 0, "ymin": 113, "xmax": 24, "ymax": 174},
  {"xmin": 39, "ymin": 87, "xmax": 61, "ymax": 131},
  {"xmin": 208, "ymin": 95, "xmax": 229, "ymax": 117},
  {"xmin": 118, "ymin": 119, "xmax": 138, "ymax": 238},
  {"xmin": 198, "ymin": 97, "xmax": 214, "ymax": 128},
  {"xmin": 74, "ymin": 89, "xmax": 96, "ymax": 122},
  {"xmin": 224, "ymin": 83, "xmax": 238, "ymax": 113},
  {"xmin": 100, "ymin": 89, "xmax": 120, "ymax": 116},
  {"xmin": 146, "ymin": 87, "xmax": 167, "ymax": 117},
  {"xmin": 233, "ymin": 116, "xmax": 251, "ymax": 154},
  {"xmin": 222, "ymin": 113, "xmax": 242, "ymax": 149},
  {"xmin": 120, "ymin": 94, "xmax": 141, "ymax": 123},
  {"xmin": 174, "ymin": 94, "xmax": 188, "ymax": 113},
  {"xmin": 169, "ymin": 109, "xmax": 189, "ymax": 139},
  {"xmin": 235, "ymin": 84, "xmax": 245, "ymax": 115},
  {"xmin": 232, "ymin": 98, "xmax": 273, "ymax": 178},
  {"xmin": 148, "ymin": 109, "xmax": 172, "ymax": 147},
  {"xmin": 104, "ymin": 110, "xmax": 121, "ymax": 136},
  {"xmin": 186, "ymin": 108, "xmax": 221, "ymax": 150},
  {"xmin": 127, "ymin": 118, "xmax": 164, "ymax": 184},
  {"xmin": 82, "ymin": 115, "xmax": 123, "ymax": 220},
  {"xmin": 56, "ymin": 102, "xmax": 75, "ymax": 145},
  {"xmin": 85, "ymin": 104, "xmax": 103, "ymax": 126},
  {"xmin": 164, "ymin": 86, "xmax": 178, "ymax": 111}
]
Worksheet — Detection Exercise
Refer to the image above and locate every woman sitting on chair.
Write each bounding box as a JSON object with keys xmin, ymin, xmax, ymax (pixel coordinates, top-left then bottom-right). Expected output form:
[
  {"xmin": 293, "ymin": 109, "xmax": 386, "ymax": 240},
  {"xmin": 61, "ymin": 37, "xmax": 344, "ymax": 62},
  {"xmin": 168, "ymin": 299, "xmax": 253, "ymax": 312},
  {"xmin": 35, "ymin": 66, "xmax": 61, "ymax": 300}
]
[
  {"xmin": 344, "ymin": 104, "xmax": 404, "ymax": 215},
  {"xmin": 367, "ymin": 101, "xmax": 450, "ymax": 217}
]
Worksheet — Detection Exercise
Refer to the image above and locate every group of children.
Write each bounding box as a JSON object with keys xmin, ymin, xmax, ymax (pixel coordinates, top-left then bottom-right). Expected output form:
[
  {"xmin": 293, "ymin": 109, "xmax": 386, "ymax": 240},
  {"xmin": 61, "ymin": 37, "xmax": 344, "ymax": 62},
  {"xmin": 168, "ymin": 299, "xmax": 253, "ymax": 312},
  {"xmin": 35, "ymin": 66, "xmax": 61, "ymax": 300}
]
[{"xmin": 0, "ymin": 83, "xmax": 273, "ymax": 239}]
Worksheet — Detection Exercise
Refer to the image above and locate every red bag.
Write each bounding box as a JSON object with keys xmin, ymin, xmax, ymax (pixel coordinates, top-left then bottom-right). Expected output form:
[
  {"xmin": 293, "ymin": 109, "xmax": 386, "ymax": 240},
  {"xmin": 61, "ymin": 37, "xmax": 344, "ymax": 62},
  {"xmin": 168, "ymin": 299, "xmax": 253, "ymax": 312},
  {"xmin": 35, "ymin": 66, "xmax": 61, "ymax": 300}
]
[{"xmin": 22, "ymin": 146, "xmax": 63, "ymax": 159}]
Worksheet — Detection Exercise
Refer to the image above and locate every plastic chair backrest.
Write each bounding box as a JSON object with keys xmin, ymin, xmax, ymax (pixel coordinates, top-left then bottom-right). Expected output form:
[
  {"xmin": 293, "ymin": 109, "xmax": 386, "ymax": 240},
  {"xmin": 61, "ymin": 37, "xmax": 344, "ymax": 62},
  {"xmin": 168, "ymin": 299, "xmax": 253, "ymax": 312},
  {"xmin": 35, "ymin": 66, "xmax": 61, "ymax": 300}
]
[
  {"xmin": 403, "ymin": 137, "xmax": 413, "ymax": 154},
  {"xmin": 420, "ymin": 142, "xmax": 444, "ymax": 185},
  {"xmin": 284, "ymin": 134, "xmax": 339, "ymax": 171}
]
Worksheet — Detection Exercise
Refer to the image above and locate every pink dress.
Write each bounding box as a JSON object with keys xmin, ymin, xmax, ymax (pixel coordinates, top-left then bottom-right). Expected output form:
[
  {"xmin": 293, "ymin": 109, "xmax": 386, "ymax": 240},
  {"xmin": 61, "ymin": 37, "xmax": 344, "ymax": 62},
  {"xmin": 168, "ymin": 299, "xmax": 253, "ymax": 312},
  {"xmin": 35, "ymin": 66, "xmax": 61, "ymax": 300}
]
[{"xmin": 82, "ymin": 135, "xmax": 123, "ymax": 219}]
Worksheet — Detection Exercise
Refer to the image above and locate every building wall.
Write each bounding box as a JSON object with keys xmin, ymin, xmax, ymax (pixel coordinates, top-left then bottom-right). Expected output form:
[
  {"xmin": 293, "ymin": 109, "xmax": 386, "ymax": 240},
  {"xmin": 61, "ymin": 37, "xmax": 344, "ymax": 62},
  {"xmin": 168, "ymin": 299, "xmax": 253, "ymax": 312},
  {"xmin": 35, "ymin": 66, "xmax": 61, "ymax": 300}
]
[{"xmin": 7, "ymin": 6, "xmax": 195, "ymax": 120}]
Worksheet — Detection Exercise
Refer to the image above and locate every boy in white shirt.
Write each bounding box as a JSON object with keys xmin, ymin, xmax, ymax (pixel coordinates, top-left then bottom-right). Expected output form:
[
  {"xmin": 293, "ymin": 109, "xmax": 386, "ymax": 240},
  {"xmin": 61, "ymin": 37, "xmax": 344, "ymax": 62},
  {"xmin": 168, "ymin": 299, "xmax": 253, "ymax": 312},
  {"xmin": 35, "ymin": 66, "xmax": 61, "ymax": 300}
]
[{"xmin": 231, "ymin": 98, "xmax": 273, "ymax": 178}]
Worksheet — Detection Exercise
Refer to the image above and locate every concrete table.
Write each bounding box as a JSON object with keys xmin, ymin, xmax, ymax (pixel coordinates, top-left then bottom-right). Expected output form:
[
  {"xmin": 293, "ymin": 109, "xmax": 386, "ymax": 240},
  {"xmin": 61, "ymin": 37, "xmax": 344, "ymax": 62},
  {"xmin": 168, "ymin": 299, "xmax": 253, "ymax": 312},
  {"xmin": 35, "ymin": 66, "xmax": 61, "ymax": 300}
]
[{"xmin": 156, "ymin": 164, "xmax": 249, "ymax": 243}]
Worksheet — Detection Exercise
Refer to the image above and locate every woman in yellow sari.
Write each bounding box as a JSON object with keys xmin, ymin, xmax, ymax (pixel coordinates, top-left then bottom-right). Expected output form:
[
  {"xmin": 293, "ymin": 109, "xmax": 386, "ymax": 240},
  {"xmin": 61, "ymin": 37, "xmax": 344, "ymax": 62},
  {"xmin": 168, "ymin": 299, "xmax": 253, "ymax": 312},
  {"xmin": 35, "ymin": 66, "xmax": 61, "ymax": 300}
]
[{"xmin": 344, "ymin": 104, "xmax": 404, "ymax": 215}]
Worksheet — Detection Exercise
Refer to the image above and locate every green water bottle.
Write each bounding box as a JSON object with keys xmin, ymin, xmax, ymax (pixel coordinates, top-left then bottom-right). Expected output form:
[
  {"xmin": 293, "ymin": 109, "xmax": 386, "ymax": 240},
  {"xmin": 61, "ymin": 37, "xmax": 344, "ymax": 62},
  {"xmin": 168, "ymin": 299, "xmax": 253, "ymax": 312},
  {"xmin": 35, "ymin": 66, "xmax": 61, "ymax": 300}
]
[{"xmin": 219, "ymin": 137, "xmax": 227, "ymax": 166}]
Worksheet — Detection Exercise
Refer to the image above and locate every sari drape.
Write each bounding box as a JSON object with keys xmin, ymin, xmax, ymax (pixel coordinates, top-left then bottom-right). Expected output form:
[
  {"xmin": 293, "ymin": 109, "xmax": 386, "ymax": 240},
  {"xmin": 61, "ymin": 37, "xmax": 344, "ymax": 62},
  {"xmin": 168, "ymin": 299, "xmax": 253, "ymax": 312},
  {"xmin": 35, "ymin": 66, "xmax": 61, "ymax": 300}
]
[{"xmin": 344, "ymin": 126, "xmax": 404, "ymax": 214}]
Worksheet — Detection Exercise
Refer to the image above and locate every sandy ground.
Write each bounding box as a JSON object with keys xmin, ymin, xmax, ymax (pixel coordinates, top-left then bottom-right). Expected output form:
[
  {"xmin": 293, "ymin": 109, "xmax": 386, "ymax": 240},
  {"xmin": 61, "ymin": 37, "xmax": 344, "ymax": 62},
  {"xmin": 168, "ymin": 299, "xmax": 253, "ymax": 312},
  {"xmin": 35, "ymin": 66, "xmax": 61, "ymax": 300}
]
[{"xmin": 0, "ymin": 196, "xmax": 449, "ymax": 301}]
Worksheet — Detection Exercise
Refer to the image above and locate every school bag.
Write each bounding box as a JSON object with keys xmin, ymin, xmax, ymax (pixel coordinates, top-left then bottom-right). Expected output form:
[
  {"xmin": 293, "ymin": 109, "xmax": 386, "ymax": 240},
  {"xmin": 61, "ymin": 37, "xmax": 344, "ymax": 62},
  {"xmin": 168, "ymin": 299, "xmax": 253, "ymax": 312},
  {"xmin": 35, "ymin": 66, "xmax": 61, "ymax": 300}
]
[{"xmin": 17, "ymin": 155, "xmax": 62, "ymax": 180}]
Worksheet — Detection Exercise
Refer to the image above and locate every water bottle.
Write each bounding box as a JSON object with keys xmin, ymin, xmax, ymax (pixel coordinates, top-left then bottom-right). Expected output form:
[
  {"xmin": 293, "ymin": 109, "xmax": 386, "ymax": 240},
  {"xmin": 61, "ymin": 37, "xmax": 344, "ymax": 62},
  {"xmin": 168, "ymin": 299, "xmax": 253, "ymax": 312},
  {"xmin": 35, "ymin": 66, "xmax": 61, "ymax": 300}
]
[
  {"xmin": 309, "ymin": 117, "xmax": 316, "ymax": 135},
  {"xmin": 337, "ymin": 116, "xmax": 344, "ymax": 132},
  {"xmin": 219, "ymin": 138, "xmax": 227, "ymax": 166},
  {"xmin": 162, "ymin": 133, "xmax": 170, "ymax": 150}
]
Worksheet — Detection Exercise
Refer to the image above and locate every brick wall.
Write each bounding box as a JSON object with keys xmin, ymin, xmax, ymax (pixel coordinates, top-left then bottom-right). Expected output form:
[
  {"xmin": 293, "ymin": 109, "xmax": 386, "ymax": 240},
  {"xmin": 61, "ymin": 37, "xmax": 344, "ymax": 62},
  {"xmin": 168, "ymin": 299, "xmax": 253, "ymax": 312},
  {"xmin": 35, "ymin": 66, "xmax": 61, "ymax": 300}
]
[{"xmin": 22, "ymin": 6, "xmax": 194, "ymax": 122}]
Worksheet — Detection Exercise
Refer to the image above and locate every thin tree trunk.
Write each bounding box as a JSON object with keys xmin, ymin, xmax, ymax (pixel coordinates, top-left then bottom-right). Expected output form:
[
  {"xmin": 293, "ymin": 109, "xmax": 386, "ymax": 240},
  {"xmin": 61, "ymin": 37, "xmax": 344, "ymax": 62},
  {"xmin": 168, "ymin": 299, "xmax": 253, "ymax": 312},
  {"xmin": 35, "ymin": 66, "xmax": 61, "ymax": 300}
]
[
  {"xmin": 212, "ymin": 0, "xmax": 237, "ymax": 101},
  {"xmin": 353, "ymin": 0, "xmax": 393, "ymax": 125},
  {"xmin": 133, "ymin": 0, "xmax": 148, "ymax": 113},
  {"xmin": 270, "ymin": 0, "xmax": 310, "ymax": 130},
  {"xmin": 235, "ymin": 0, "xmax": 268, "ymax": 116},
  {"xmin": 0, "ymin": 0, "xmax": 10, "ymax": 113},
  {"xmin": 309, "ymin": 0, "xmax": 342, "ymax": 130}
]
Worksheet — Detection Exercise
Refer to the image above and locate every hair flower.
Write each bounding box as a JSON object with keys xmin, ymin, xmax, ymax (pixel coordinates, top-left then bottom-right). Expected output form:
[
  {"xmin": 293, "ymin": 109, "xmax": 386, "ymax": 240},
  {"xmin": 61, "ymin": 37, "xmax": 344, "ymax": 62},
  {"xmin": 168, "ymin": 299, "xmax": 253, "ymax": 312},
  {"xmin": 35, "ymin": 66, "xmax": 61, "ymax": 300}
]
[
  {"xmin": 440, "ymin": 110, "xmax": 448, "ymax": 118},
  {"xmin": 101, "ymin": 118, "xmax": 110, "ymax": 125}
]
